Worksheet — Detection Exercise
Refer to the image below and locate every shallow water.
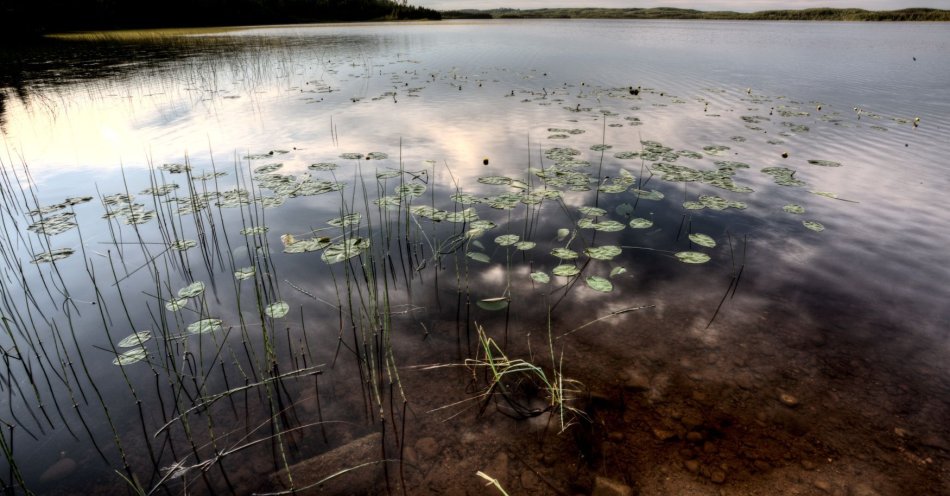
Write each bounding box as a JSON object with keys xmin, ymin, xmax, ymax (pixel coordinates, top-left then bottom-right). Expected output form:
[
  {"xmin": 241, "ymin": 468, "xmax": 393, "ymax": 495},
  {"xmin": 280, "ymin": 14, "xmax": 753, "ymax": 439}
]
[{"xmin": 2, "ymin": 19, "xmax": 949, "ymax": 495}]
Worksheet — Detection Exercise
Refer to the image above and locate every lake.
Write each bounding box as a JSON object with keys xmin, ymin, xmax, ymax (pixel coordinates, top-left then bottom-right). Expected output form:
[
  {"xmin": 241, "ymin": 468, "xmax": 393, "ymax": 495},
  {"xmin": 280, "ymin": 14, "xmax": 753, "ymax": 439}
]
[{"xmin": 1, "ymin": 19, "xmax": 949, "ymax": 495}]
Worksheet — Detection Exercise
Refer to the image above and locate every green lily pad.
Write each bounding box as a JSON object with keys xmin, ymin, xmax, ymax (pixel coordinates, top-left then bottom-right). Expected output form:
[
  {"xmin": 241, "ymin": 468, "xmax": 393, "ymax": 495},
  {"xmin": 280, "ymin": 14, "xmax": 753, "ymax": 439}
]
[
  {"xmin": 556, "ymin": 228, "xmax": 570, "ymax": 241},
  {"xmin": 396, "ymin": 183, "xmax": 427, "ymax": 198},
  {"xmin": 803, "ymin": 220, "xmax": 825, "ymax": 232},
  {"xmin": 783, "ymin": 204, "xmax": 805, "ymax": 214},
  {"xmin": 578, "ymin": 206, "xmax": 607, "ymax": 217},
  {"xmin": 478, "ymin": 176, "xmax": 513, "ymax": 186},
  {"xmin": 328, "ymin": 213, "xmax": 362, "ymax": 228},
  {"xmin": 322, "ymin": 238, "xmax": 370, "ymax": 264},
  {"xmin": 675, "ymin": 251, "xmax": 711, "ymax": 264},
  {"xmin": 117, "ymin": 331, "xmax": 152, "ymax": 348},
  {"xmin": 284, "ymin": 236, "xmax": 332, "ymax": 253},
  {"xmin": 113, "ymin": 347, "xmax": 148, "ymax": 366},
  {"xmin": 810, "ymin": 191, "xmax": 838, "ymax": 199},
  {"xmin": 476, "ymin": 297, "xmax": 509, "ymax": 311},
  {"xmin": 340, "ymin": 153, "xmax": 364, "ymax": 160},
  {"xmin": 610, "ymin": 266, "xmax": 627, "ymax": 277},
  {"xmin": 552, "ymin": 264, "xmax": 581, "ymax": 277},
  {"xmin": 187, "ymin": 318, "xmax": 223, "ymax": 334},
  {"xmin": 170, "ymin": 240, "xmax": 197, "ymax": 251},
  {"xmin": 551, "ymin": 248, "xmax": 579, "ymax": 260},
  {"xmin": 177, "ymin": 281, "xmax": 205, "ymax": 299},
  {"xmin": 631, "ymin": 189, "xmax": 664, "ymax": 201},
  {"xmin": 466, "ymin": 252, "xmax": 491, "ymax": 263},
  {"xmin": 234, "ymin": 267, "xmax": 256, "ymax": 280},
  {"xmin": 450, "ymin": 193, "xmax": 482, "ymax": 205},
  {"xmin": 410, "ymin": 205, "xmax": 447, "ymax": 221},
  {"xmin": 495, "ymin": 234, "xmax": 520, "ymax": 246},
  {"xmin": 240, "ymin": 226, "xmax": 268, "ymax": 236},
  {"xmin": 807, "ymin": 159, "xmax": 842, "ymax": 167},
  {"xmin": 264, "ymin": 301, "xmax": 290, "ymax": 318},
  {"xmin": 309, "ymin": 162, "xmax": 338, "ymax": 171},
  {"xmin": 445, "ymin": 208, "xmax": 479, "ymax": 223},
  {"xmin": 470, "ymin": 220, "xmax": 496, "ymax": 231},
  {"xmin": 585, "ymin": 245, "xmax": 622, "ymax": 261},
  {"xmin": 585, "ymin": 276, "xmax": 613, "ymax": 293},
  {"xmin": 629, "ymin": 218, "xmax": 653, "ymax": 229},
  {"xmin": 530, "ymin": 272, "xmax": 550, "ymax": 284},
  {"xmin": 365, "ymin": 152, "xmax": 388, "ymax": 160},
  {"xmin": 514, "ymin": 241, "xmax": 536, "ymax": 250},
  {"xmin": 165, "ymin": 298, "xmax": 188, "ymax": 311},
  {"xmin": 688, "ymin": 233, "xmax": 716, "ymax": 248},
  {"xmin": 30, "ymin": 248, "xmax": 74, "ymax": 264}
]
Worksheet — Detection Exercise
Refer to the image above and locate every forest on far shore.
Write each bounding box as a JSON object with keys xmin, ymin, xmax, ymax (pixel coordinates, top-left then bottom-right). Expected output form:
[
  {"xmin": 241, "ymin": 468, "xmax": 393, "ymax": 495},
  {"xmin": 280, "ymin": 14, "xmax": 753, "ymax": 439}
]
[
  {"xmin": 441, "ymin": 7, "xmax": 950, "ymax": 21},
  {"xmin": 0, "ymin": 0, "xmax": 442, "ymax": 38}
]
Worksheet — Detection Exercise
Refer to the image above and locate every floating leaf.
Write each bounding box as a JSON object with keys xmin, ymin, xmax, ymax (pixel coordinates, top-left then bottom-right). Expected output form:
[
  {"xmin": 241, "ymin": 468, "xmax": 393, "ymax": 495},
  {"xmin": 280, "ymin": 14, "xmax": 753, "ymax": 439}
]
[
  {"xmin": 556, "ymin": 228, "xmax": 570, "ymax": 241},
  {"xmin": 551, "ymin": 248, "xmax": 579, "ymax": 260},
  {"xmin": 675, "ymin": 251, "xmax": 711, "ymax": 264},
  {"xmin": 585, "ymin": 245, "xmax": 622, "ymax": 261},
  {"xmin": 578, "ymin": 206, "xmax": 607, "ymax": 217},
  {"xmin": 609, "ymin": 267, "xmax": 627, "ymax": 277},
  {"xmin": 810, "ymin": 191, "xmax": 838, "ymax": 200},
  {"xmin": 807, "ymin": 159, "xmax": 842, "ymax": 167},
  {"xmin": 470, "ymin": 220, "xmax": 496, "ymax": 231},
  {"xmin": 585, "ymin": 276, "xmax": 613, "ymax": 293},
  {"xmin": 177, "ymin": 281, "xmax": 206, "ymax": 299},
  {"xmin": 118, "ymin": 331, "xmax": 152, "ymax": 348},
  {"xmin": 410, "ymin": 205, "xmax": 447, "ymax": 221},
  {"xmin": 466, "ymin": 251, "xmax": 491, "ymax": 263},
  {"xmin": 187, "ymin": 318, "xmax": 222, "ymax": 334},
  {"xmin": 450, "ymin": 193, "xmax": 482, "ymax": 205},
  {"xmin": 478, "ymin": 176, "xmax": 513, "ymax": 186},
  {"xmin": 552, "ymin": 264, "xmax": 580, "ymax": 277},
  {"xmin": 283, "ymin": 236, "xmax": 331, "ymax": 254},
  {"xmin": 445, "ymin": 208, "xmax": 479, "ymax": 223},
  {"xmin": 783, "ymin": 204, "xmax": 805, "ymax": 214},
  {"xmin": 476, "ymin": 297, "xmax": 509, "ymax": 311},
  {"xmin": 340, "ymin": 153, "xmax": 364, "ymax": 160},
  {"xmin": 322, "ymin": 238, "xmax": 370, "ymax": 264},
  {"xmin": 309, "ymin": 162, "xmax": 338, "ymax": 171},
  {"xmin": 514, "ymin": 241, "xmax": 536, "ymax": 250},
  {"xmin": 615, "ymin": 203, "xmax": 634, "ymax": 217},
  {"xmin": 234, "ymin": 267, "xmax": 256, "ymax": 280},
  {"xmin": 328, "ymin": 213, "xmax": 362, "ymax": 228},
  {"xmin": 264, "ymin": 301, "xmax": 290, "ymax": 318},
  {"xmin": 495, "ymin": 234, "xmax": 520, "ymax": 246},
  {"xmin": 688, "ymin": 233, "xmax": 716, "ymax": 248},
  {"xmin": 165, "ymin": 298, "xmax": 188, "ymax": 311},
  {"xmin": 365, "ymin": 152, "xmax": 388, "ymax": 160},
  {"xmin": 396, "ymin": 183, "xmax": 427, "ymax": 199},
  {"xmin": 170, "ymin": 240, "xmax": 197, "ymax": 251},
  {"xmin": 113, "ymin": 347, "xmax": 148, "ymax": 366},
  {"xmin": 803, "ymin": 220, "xmax": 825, "ymax": 232},
  {"xmin": 254, "ymin": 163, "xmax": 283, "ymax": 174},
  {"xmin": 629, "ymin": 218, "xmax": 653, "ymax": 229},
  {"xmin": 631, "ymin": 189, "xmax": 664, "ymax": 201},
  {"xmin": 702, "ymin": 145, "xmax": 731, "ymax": 156},
  {"xmin": 30, "ymin": 248, "xmax": 74, "ymax": 264},
  {"xmin": 526, "ymin": 272, "xmax": 549, "ymax": 285},
  {"xmin": 240, "ymin": 226, "xmax": 268, "ymax": 236}
]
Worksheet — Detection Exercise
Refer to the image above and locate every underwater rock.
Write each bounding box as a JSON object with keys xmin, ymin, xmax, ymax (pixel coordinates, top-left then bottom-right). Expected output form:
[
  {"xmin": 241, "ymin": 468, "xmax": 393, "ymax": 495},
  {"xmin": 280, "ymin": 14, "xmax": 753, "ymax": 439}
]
[
  {"xmin": 268, "ymin": 432, "xmax": 382, "ymax": 494},
  {"xmin": 592, "ymin": 475, "xmax": 634, "ymax": 496},
  {"xmin": 39, "ymin": 454, "xmax": 76, "ymax": 483}
]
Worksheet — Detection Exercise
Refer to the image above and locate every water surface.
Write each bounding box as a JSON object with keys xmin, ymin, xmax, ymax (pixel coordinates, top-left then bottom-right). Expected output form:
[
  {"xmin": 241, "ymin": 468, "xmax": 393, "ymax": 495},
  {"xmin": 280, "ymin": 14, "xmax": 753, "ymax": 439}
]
[{"xmin": 2, "ymin": 19, "xmax": 949, "ymax": 495}]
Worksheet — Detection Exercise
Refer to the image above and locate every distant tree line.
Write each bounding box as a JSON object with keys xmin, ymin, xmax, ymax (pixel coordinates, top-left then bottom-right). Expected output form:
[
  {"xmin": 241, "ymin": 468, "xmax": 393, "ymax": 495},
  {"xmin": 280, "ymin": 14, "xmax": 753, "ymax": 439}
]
[
  {"xmin": 477, "ymin": 7, "xmax": 950, "ymax": 22},
  {"xmin": 0, "ymin": 0, "xmax": 441, "ymax": 37}
]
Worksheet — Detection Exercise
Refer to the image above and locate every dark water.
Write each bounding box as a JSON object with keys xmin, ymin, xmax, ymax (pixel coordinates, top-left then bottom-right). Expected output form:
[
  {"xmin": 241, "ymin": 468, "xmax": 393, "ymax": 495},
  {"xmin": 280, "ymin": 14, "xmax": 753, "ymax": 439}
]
[{"xmin": 1, "ymin": 20, "xmax": 949, "ymax": 495}]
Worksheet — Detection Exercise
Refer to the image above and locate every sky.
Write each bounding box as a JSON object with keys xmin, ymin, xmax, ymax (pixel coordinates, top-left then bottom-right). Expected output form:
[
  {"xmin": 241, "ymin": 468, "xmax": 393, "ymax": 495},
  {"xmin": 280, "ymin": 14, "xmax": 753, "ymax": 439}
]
[{"xmin": 416, "ymin": 0, "xmax": 947, "ymax": 12}]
